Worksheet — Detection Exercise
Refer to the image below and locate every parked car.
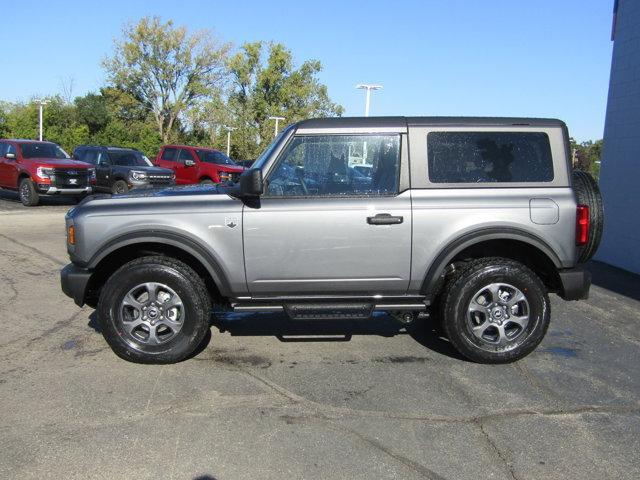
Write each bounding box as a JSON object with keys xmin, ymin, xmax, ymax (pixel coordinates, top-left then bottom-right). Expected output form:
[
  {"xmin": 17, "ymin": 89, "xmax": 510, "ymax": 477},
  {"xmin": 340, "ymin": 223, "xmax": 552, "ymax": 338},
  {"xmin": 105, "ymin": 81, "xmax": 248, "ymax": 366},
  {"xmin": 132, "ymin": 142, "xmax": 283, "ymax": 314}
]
[
  {"xmin": 155, "ymin": 145, "xmax": 244, "ymax": 185},
  {"xmin": 61, "ymin": 116, "xmax": 603, "ymax": 365},
  {"xmin": 72, "ymin": 146, "xmax": 175, "ymax": 194},
  {"xmin": 0, "ymin": 139, "xmax": 94, "ymax": 206}
]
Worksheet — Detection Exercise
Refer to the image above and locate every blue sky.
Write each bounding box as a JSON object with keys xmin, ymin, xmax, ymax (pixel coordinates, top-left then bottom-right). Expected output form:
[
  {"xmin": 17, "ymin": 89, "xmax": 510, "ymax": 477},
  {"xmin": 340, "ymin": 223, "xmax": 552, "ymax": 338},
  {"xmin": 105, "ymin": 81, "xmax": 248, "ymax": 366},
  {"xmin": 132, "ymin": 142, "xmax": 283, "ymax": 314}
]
[{"xmin": 0, "ymin": 0, "xmax": 614, "ymax": 141}]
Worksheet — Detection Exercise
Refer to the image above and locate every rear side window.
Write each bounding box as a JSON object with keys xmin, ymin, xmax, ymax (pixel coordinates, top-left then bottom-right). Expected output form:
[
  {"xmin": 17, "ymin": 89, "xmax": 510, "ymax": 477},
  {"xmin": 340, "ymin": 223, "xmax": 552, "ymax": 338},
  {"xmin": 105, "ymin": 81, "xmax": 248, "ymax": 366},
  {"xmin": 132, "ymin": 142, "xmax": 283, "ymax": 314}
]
[
  {"xmin": 427, "ymin": 132, "xmax": 553, "ymax": 183},
  {"xmin": 161, "ymin": 147, "xmax": 178, "ymax": 161},
  {"xmin": 178, "ymin": 149, "xmax": 195, "ymax": 162}
]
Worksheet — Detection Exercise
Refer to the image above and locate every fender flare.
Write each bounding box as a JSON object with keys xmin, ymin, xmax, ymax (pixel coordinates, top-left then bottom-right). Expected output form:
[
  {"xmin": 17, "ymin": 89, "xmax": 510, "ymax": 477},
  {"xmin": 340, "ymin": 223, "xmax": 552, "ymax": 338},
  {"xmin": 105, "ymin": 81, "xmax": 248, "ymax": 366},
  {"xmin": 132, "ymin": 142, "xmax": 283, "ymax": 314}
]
[
  {"xmin": 86, "ymin": 230, "xmax": 233, "ymax": 297},
  {"xmin": 420, "ymin": 227, "xmax": 563, "ymax": 297}
]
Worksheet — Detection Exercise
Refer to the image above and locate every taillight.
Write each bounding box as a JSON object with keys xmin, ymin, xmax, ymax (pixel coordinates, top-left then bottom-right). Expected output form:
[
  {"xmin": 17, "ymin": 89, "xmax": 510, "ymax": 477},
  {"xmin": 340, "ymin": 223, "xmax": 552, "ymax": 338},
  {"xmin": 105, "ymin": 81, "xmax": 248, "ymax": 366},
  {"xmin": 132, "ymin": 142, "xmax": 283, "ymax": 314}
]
[{"xmin": 576, "ymin": 205, "xmax": 590, "ymax": 246}]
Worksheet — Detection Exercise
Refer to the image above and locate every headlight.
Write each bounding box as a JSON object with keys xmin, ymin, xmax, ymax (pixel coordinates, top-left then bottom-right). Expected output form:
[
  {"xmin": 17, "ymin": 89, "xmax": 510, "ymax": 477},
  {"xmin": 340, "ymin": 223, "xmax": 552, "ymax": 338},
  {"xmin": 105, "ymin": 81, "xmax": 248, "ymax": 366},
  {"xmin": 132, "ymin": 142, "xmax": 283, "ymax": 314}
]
[
  {"xmin": 171, "ymin": 172, "xmax": 176, "ymax": 180},
  {"xmin": 130, "ymin": 170, "xmax": 148, "ymax": 181},
  {"xmin": 36, "ymin": 167, "xmax": 55, "ymax": 179}
]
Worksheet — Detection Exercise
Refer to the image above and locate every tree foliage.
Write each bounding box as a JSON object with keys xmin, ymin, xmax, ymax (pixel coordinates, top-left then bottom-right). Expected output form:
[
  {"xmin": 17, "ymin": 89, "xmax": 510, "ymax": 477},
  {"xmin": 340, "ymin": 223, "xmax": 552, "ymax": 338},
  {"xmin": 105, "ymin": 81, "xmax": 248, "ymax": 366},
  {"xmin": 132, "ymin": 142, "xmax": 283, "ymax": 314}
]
[
  {"xmin": 103, "ymin": 16, "xmax": 230, "ymax": 143},
  {"xmin": 571, "ymin": 138, "xmax": 603, "ymax": 179},
  {"xmin": 0, "ymin": 16, "xmax": 343, "ymax": 159}
]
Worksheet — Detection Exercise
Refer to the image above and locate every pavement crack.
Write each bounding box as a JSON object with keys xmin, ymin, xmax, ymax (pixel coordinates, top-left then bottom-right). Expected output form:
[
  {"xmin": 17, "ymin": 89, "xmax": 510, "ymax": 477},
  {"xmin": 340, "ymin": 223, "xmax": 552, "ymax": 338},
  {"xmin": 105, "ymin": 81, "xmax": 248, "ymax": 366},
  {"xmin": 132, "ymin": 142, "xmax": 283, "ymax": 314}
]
[
  {"xmin": 319, "ymin": 418, "xmax": 450, "ymax": 480},
  {"xmin": 475, "ymin": 418, "xmax": 520, "ymax": 480},
  {"xmin": 0, "ymin": 233, "xmax": 66, "ymax": 267}
]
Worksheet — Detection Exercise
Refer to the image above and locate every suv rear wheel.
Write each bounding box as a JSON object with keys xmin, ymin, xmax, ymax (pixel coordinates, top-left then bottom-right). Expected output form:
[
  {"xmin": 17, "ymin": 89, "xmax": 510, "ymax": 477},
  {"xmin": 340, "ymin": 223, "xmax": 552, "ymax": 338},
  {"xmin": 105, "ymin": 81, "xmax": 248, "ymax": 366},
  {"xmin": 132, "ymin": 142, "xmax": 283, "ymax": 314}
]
[
  {"xmin": 19, "ymin": 178, "xmax": 39, "ymax": 206},
  {"xmin": 97, "ymin": 256, "xmax": 211, "ymax": 364},
  {"xmin": 440, "ymin": 257, "xmax": 550, "ymax": 364}
]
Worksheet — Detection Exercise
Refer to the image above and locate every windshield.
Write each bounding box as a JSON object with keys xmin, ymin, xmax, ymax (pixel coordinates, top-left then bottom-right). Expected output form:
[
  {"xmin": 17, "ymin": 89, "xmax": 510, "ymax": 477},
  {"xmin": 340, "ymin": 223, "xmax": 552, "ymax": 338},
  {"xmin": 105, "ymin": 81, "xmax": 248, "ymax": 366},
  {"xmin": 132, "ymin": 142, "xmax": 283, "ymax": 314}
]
[
  {"xmin": 109, "ymin": 151, "xmax": 152, "ymax": 167},
  {"xmin": 20, "ymin": 142, "xmax": 69, "ymax": 159},
  {"xmin": 250, "ymin": 125, "xmax": 294, "ymax": 171},
  {"xmin": 196, "ymin": 149, "xmax": 237, "ymax": 166}
]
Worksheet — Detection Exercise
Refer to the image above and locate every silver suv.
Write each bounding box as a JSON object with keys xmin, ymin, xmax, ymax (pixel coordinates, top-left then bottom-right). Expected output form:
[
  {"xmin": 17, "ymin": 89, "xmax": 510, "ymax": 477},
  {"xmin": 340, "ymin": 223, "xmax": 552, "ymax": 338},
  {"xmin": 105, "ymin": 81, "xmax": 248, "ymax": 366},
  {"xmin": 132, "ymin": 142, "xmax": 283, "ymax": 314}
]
[{"xmin": 60, "ymin": 117, "xmax": 603, "ymax": 364}]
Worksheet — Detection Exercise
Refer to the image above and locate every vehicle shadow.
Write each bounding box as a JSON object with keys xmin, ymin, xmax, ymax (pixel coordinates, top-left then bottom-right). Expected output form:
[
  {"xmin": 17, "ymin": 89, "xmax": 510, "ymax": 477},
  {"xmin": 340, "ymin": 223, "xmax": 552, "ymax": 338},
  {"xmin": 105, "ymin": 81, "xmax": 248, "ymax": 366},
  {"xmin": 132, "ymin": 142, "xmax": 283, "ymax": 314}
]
[
  {"xmin": 211, "ymin": 310, "xmax": 466, "ymax": 360},
  {"xmin": 87, "ymin": 308, "xmax": 466, "ymax": 361},
  {"xmin": 0, "ymin": 189, "xmax": 80, "ymax": 206},
  {"xmin": 587, "ymin": 260, "xmax": 640, "ymax": 302}
]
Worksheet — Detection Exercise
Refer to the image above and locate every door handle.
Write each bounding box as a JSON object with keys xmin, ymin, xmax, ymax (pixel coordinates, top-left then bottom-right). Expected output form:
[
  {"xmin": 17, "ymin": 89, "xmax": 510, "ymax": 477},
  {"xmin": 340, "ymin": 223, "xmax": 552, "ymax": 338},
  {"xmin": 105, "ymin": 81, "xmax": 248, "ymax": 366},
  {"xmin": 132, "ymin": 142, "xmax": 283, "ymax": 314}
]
[{"xmin": 367, "ymin": 213, "xmax": 404, "ymax": 225}]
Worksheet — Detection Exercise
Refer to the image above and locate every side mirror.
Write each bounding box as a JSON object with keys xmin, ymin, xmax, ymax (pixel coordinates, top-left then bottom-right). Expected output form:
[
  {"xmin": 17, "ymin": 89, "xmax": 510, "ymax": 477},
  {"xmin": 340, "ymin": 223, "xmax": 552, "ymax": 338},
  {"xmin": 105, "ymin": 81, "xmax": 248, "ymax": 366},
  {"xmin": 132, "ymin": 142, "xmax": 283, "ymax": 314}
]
[
  {"xmin": 5, "ymin": 152, "xmax": 16, "ymax": 160},
  {"xmin": 239, "ymin": 168, "xmax": 263, "ymax": 196},
  {"xmin": 184, "ymin": 159, "xmax": 196, "ymax": 167}
]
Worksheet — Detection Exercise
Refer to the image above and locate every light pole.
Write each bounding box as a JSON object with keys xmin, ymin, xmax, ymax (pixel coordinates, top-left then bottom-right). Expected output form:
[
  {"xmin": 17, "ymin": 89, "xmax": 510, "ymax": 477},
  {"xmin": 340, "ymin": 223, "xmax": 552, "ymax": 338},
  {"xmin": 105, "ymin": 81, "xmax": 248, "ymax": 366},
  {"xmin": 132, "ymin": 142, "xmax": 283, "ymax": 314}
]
[
  {"xmin": 223, "ymin": 126, "xmax": 235, "ymax": 157},
  {"xmin": 35, "ymin": 99, "xmax": 49, "ymax": 141},
  {"xmin": 268, "ymin": 116, "xmax": 285, "ymax": 138},
  {"xmin": 355, "ymin": 84, "xmax": 383, "ymax": 117}
]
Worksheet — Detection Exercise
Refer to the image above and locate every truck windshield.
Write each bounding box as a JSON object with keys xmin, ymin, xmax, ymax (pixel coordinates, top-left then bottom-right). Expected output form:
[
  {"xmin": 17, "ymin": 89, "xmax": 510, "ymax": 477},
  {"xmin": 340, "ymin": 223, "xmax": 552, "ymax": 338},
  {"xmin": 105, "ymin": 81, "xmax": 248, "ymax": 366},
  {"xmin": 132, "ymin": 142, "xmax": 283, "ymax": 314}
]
[
  {"xmin": 109, "ymin": 151, "xmax": 152, "ymax": 167},
  {"xmin": 20, "ymin": 143, "xmax": 69, "ymax": 159},
  {"xmin": 251, "ymin": 125, "xmax": 294, "ymax": 171},
  {"xmin": 196, "ymin": 150, "xmax": 237, "ymax": 166}
]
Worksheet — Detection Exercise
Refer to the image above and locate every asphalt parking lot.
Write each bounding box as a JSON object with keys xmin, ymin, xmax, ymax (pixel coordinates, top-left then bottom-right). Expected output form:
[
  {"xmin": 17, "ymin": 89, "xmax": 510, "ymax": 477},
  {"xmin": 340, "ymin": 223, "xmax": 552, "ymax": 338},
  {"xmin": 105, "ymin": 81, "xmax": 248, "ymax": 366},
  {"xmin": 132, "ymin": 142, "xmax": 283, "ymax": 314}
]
[{"xmin": 1, "ymin": 193, "xmax": 639, "ymax": 480}]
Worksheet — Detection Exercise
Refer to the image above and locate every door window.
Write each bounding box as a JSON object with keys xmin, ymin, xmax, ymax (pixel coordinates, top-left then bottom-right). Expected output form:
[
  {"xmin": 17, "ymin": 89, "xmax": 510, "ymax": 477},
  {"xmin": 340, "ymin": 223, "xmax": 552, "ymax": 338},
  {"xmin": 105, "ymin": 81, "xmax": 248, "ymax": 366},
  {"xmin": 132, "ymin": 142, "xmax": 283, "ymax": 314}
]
[
  {"xmin": 97, "ymin": 152, "xmax": 110, "ymax": 166},
  {"xmin": 161, "ymin": 147, "xmax": 178, "ymax": 161},
  {"xmin": 177, "ymin": 149, "xmax": 196, "ymax": 163},
  {"xmin": 266, "ymin": 134, "xmax": 400, "ymax": 197},
  {"xmin": 6, "ymin": 144, "xmax": 16, "ymax": 157},
  {"xmin": 0, "ymin": 143, "xmax": 7, "ymax": 157}
]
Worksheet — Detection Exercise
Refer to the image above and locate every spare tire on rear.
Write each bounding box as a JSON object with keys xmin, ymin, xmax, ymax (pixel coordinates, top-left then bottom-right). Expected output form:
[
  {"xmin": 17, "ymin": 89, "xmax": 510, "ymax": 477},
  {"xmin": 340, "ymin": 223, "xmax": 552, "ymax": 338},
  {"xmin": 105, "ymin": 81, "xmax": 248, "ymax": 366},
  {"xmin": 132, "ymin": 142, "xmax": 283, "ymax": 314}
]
[{"xmin": 572, "ymin": 170, "xmax": 603, "ymax": 263}]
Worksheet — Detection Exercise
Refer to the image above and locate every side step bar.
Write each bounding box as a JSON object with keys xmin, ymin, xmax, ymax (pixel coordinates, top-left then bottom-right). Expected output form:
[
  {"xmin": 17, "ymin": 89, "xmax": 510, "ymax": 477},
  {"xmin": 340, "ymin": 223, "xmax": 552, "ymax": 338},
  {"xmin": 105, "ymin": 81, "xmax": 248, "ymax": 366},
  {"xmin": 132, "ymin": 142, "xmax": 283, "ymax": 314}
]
[{"xmin": 231, "ymin": 300, "xmax": 427, "ymax": 320}]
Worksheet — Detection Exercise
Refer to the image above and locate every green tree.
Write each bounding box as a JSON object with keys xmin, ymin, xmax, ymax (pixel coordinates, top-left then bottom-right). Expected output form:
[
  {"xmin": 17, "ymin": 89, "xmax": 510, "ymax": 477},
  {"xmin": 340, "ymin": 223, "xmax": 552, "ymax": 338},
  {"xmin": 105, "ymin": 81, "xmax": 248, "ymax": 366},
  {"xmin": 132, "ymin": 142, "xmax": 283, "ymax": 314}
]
[
  {"xmin": 103, "ymin": 16, "xmax": 231, "ymax": 143},
  {"xmin": 223, "ymin": 42, "xmax": 343, "ymax": 159},
  {"xmin": 570, "ymin": 138, "xmax": 603, "ymax": 180}
]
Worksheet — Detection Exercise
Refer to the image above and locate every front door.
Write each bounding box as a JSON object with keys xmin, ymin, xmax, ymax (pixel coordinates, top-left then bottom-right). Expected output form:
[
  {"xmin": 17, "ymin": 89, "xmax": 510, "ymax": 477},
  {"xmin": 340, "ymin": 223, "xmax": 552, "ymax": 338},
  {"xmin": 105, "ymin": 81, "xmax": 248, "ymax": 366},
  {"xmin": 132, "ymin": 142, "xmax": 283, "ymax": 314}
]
[
  {"xmin": 243, "ymin": 133, "xmax": 412, "ymax": 296},
  {"xmin": 96, "ymin": 152, "xmax": 112, "ymax": 189},
  {"xmin": 177, "ymin": 148, "xmax": 199, "ymax": 184}
]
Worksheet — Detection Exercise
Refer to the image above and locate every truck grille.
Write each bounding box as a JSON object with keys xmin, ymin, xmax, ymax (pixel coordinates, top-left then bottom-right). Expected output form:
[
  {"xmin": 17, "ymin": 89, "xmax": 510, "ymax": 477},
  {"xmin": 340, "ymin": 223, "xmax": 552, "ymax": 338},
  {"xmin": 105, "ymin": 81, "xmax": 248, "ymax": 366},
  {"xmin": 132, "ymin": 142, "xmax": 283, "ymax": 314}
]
[
  {"xmin": 52, "ymin": 169, "xmax": 90, "ymax": 188},
  {"xmin": 148, "ymin": 175, "xmax": 174, "ymax": 186}
]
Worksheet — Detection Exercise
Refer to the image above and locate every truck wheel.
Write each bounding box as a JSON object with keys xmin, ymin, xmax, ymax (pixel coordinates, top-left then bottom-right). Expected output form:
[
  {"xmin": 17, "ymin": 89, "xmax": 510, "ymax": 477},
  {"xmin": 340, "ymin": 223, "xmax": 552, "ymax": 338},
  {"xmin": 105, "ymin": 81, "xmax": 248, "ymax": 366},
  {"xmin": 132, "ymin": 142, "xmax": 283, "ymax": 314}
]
[
  {"xmin": 572, "ymin": 170, "xmax": 603, "ymax": 263},
  {"xmin": 111, "ymin": 180, "xmax": 129, "ymax": 195},
  {"xmin": 440, "ymin": 257, "xmax": 550, "ymax": 364},
  {"xmin": 97, "ymin": 256, "xmax": 211, "ymax": 364},
  {"xmin": 19, "ymin": 178, "xmax": 39, "ymax": 206},
  {"xmin": 200, "ymin": 179, "xmax": 214, "ymax": 185}
]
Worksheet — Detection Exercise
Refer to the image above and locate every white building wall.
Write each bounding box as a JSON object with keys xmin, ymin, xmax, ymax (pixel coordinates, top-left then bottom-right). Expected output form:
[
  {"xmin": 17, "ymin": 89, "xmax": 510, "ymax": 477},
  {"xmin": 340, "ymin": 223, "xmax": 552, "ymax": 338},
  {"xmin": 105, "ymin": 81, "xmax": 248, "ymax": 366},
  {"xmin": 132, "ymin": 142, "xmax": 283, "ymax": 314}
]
[{"xmin": 596, "ymin": 0, "xmax": 640, "ymax": 273}]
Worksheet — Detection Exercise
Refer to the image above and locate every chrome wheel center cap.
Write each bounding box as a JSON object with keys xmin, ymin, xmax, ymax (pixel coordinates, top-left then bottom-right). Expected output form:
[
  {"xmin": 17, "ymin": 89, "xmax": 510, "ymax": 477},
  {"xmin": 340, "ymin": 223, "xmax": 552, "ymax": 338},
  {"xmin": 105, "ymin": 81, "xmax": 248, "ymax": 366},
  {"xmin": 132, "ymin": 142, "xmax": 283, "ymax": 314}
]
[
  {"xmin": 147, "ymin": 307, "xmax": 159, "ymax": 319},
  {"xmin": 491, "ymin": 307, "xmax": 504, "ymax": 320}
]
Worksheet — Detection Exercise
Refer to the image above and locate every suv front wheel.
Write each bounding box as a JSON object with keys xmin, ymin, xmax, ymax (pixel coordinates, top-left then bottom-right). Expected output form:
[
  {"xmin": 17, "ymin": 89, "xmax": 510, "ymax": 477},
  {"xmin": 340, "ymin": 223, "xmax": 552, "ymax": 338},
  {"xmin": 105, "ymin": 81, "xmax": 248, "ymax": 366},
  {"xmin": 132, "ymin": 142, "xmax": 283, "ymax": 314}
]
[
  {"xmin": 97, "ymin": 256, "xmax": 211, "ymax": 364},
  {"xmin": 19, "ymin": 178, "xmax": 39, "ymax": 206},
  {"xmin": 440, "ymin": 257, "xmax": 550, "ymax": 364}
]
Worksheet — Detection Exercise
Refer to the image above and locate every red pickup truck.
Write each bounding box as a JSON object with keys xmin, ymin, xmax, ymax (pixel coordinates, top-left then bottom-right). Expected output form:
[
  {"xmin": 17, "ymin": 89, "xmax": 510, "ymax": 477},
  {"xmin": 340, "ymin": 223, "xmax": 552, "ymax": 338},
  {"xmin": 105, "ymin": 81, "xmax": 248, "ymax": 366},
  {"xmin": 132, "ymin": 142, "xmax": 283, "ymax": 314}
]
[
  {"xmin": 155, "ymin": 145, "xmax": 244, "ymax": 185},
  {"xmin": 0, "ymin": 139, "xmax": 95, "ymax": 206}
]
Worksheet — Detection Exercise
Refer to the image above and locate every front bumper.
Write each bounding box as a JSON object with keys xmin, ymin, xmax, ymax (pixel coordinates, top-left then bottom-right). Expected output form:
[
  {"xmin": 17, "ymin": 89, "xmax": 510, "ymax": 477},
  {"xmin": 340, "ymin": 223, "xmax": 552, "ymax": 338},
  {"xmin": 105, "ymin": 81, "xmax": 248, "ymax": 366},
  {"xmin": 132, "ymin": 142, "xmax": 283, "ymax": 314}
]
[
  {"xmin": 37, "ymin": 185, "xmax": 92, "ymax": 196},
  {"xmin": 558, "ymin": 267, "xmax": 591, "ymax": 301},
  {"xmin": 61, "ymin": 263, "xmax": 93, "ymax": 307}
]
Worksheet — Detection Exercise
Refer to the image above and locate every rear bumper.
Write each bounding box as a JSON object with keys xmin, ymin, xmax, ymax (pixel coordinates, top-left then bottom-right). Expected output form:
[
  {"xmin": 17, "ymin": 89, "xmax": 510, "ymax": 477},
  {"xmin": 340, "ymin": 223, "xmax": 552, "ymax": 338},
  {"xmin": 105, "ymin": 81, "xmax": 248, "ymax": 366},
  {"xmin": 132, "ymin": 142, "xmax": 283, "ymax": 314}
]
[
  {"xmin": 558, "ymin": 267, "xmax": 591, "ymax": 301},
  {"xmin": 61, "ymin": 263, "xmax": 92, "ymax": 307}
]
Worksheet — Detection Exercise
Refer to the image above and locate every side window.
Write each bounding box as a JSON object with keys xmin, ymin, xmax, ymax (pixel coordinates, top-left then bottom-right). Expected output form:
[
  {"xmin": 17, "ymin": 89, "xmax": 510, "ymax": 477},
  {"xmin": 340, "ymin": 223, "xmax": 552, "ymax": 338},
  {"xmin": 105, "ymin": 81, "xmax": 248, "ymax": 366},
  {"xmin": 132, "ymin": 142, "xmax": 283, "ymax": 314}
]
[
  {"xmin": 177, "ymin": 149, "xmax": 195, "ymax": 163},
  {"xmin": 97, "ymin": 151, "xmax": 110, "ymax": 165},
  {"xmin": 161, "ymin": 147, "xmax": 178, "ymax": 161},
  {"xmin": 81, "ymin": 149, "xmax": 100, "ymax": 165},
  {"xmin": 0, "ymin": 143, "xmax": 7, "ymax": 157},
  {"xmin": 427, "ymin": 132, "xmax": 554, "ymax": 183},
  {"xmin": 6, "ymin": 144, "xmax": 16, "ymax": 157},
  {"xmin": 266, "ymin": 134, "xmax": 400, "ymax": 197}
]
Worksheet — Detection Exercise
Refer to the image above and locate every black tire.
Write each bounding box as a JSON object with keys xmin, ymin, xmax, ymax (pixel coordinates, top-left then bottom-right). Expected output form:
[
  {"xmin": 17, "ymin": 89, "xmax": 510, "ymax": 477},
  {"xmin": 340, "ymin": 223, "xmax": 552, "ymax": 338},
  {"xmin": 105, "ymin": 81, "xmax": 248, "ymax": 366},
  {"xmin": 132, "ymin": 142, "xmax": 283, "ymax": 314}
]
[
  {"xmin": 440, "ymin": 257, "xmax": 550, "ymax": 364},
  {"xmin": 19, "ymin": 178, "xmax": 39, "ymax": 206},
  {"xmin": 200, "ymin": 178, "xmax": 214, "ymax": 185},
  {"xmin": 111, "ymin": 180, "xmax": 129, "ymax": 195},
  {"xmin": 572, "ymin": 170, "xmax": 603, "ymax": 263},
  {"xmin": 97, "ymin": 256, "xmax": 211, "ymax": 364}
]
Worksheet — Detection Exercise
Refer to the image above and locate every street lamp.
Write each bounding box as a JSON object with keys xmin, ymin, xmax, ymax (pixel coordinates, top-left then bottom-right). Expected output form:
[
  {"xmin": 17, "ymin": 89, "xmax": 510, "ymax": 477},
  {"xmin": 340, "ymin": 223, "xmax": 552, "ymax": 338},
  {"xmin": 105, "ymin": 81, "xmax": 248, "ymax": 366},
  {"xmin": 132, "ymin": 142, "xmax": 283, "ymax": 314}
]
[
  {"xmin": 355, "ymin": 84, "xmax": 383, "ymax": 117},
  {"xmin": 34, "ymin": 99, "xmax": 49, "ymax": 141},
  {"xmin": 223, "ymin": 125, "xmax": 235, "ymax": 157},
  {"xmin": 268, "ymin": 116, "xmax": 285, "ymax": 138}
]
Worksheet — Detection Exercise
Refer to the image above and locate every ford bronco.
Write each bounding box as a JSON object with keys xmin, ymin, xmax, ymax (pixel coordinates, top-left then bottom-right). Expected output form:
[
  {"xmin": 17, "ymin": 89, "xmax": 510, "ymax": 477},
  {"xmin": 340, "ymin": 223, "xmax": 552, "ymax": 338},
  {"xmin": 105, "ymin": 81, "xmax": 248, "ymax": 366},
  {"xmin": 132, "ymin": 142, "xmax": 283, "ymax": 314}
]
[{"xmin": 60, "ymin": 117, "xmax": 602, "ymax": 364}]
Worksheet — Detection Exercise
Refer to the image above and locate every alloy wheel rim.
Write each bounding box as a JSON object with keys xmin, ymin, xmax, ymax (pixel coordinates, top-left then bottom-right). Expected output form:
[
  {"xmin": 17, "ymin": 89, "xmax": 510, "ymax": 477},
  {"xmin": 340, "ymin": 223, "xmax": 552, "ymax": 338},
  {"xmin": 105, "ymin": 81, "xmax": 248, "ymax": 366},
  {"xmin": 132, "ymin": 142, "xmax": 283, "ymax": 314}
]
[
  {"xmin": 467, "ymin": 282, "xmax": 530, "ymax": 349},
  {"xmin": 20, "ymin": 182, "xmax": 30, "ymax": 202},
  {"xmin": 119, "ymin": 282, "xmax": 184, "ymax": 345}
]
